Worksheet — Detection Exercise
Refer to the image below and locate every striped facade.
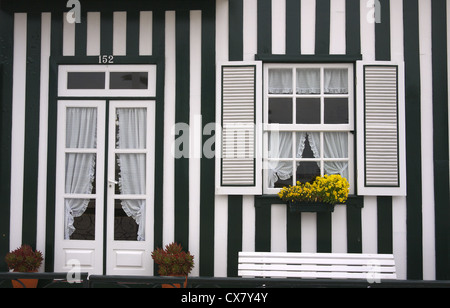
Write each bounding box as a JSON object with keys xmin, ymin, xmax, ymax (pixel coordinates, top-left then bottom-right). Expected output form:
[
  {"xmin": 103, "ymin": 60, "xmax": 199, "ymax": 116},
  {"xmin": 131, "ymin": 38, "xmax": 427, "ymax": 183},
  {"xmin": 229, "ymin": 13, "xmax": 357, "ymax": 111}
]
[{"xmin": 0, "ymin": 0, "xmax": 449, "ymax": 280}]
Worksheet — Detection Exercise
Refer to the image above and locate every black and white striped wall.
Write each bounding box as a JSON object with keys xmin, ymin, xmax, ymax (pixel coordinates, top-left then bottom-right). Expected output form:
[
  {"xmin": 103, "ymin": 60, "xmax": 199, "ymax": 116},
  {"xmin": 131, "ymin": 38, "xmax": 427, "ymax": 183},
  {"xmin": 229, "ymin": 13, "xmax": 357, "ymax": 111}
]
[{"xmin": 0, "ymin": 0, "xmax": 449, "ymax": 280}]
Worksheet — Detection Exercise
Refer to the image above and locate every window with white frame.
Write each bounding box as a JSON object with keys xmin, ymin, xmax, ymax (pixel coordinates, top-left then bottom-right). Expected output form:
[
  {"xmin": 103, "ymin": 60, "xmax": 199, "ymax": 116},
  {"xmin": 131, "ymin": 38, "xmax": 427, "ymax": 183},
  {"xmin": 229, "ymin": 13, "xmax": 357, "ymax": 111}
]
[{"xmin": 263, "ymin": 63, "xmax": 354, "ymax": 194}]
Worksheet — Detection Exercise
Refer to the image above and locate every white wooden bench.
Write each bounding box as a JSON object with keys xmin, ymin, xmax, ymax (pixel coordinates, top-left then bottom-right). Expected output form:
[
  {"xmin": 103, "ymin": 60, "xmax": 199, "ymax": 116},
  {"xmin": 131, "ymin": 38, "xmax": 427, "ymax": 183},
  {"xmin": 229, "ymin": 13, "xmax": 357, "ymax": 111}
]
[{"xmin": 238, "ymin": 252, "xmax": 396, "ymax": 280}]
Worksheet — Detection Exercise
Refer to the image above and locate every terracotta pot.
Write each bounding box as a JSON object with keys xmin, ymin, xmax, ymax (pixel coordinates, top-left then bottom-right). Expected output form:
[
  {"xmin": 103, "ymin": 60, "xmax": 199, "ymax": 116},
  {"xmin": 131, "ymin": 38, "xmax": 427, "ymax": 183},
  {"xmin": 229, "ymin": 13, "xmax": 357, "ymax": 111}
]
[
  {"xmin": 11, "ymin": 271, "xmax": 39, "ymax": 288},
  {"xmin": 162, "ymin": 275, "xmax": 187, "ymax": 288}
]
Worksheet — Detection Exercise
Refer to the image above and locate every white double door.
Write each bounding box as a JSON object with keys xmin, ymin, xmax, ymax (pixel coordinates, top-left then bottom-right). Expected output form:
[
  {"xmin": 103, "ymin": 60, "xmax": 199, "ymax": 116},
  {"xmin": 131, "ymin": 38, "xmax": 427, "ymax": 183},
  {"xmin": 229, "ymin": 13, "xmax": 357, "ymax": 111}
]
[{"xmin": 54, "ymin": 100, "xmax": 155, "ymax": 275}]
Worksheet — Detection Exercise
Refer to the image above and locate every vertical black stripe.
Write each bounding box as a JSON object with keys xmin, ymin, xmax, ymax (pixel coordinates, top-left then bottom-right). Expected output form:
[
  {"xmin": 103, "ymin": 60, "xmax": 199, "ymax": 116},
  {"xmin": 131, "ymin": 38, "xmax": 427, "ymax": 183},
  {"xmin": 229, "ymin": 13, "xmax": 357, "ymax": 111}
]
[
  {"xmin": 227, "ymin": 0, "xmax": 244, "ymax": 276},
  {"xmin": 0, "ymin": 9, "xmax": 14, "ymax": 270},
  {"xmin": 374, "ymin": 0, "xmax": 393, "ymax": 256},
  {"xmin": 403, "ymin": 0, "xmax": 423, "ymax": 280},
  {"xmin": 152, "ymin": 8, "xmax": 165, "ymax": 274},
  {"xmin": 175, "ymin": 9, "xmax": 190, "ymax": 250},
  {"xmin": 228, "ymin": 0, "xmax": 243, "ymax": 61},
  {"xmin": 285, "ymin": 0, "xmax": 300, "ymax": 55},
  {"xmin": 432, "ymin": 0, "xmax": 450, "ymax": 280},
  {"xmin": 45, "ymin": 10, "xmax": 63, "ymax": 272},
  {"xmin": 126, "ymin": 11, "xmax": 140, "ymax": 56},
  {"xmin": 345, "ymin": 0, "xmax": 361, "ymax": 56},
  {"xmin": 22, "ymin": 13, "xmax": 42, "ymax": 248},
  {"xmin": 346, "ymin": 205, "xmax": 362, "ymax": 253},
  {"xmin": 74, "ymin": 10, "xmax": 87, "ymax": 56},
  {"xmin": 286, "ymin": 211, "xmax": 301, "ymax": 252},
  {"xmin": 199, "ymin": 1, "xmax": 216, "ymax": 276},
  {"xmin": 375, "ymin": 0, "xmax": 391, "ymax": 61},
  {"xmin": 315, "ymin": 0, "xmax": 330, "ymax": 55},
  {"xmin": 377, "ymin": 196, "xmax": 393, "ymax": 254},
  {"xmin": 101, "ymin": 11, "xmax": 113, "ymax": 55},
  {"xmin": 316, "ymin": 212, "xmax": 331, "ymax": 252},
  {"xmin": 257, "ymin": 0, "xmax": 271, "ymax": 55},
  {"xmin": 255, "ymin": 200, "xmax": 271, "ymax": 252},
  {"xmin": 227, "ymin": 196, "xmax": 242, "ymax": 277}
]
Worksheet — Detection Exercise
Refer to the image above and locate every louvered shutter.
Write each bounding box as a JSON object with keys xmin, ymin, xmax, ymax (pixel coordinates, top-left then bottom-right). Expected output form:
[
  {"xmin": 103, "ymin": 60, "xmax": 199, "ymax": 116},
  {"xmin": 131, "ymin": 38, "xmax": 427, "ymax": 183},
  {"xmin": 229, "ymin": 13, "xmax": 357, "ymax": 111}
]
[
  {"xmin": 356, "ymin": 61, "xmax": 406, "ymax": 196},
  {"xmin": 216, "ymin": 62, "xmax": 262, "ymax": 195}
]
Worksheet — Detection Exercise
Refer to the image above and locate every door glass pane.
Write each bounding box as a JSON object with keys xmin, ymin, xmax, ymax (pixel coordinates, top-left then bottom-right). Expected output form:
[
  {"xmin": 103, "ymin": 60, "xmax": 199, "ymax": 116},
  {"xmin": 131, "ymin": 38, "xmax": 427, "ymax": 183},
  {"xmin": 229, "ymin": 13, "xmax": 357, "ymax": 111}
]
[
  {"xmin": 116, "ymin": 108, "xmax": 147, "ymax": 149},
  {"xmin": 67, "ymin": 72, "xmax": 106, "ymax": 89},
  {"xmin": 110, "ymin": 72, "xmax": 149, "ymax": 89},
  {"xmin": 114, "ymin": 199, "xmax": 145, "ymax": 241},
  {"xmin": 65, "ymin": 153, "xmax": 96, "ymax": 194},
  {"xmin": 269, "ymin": 98, "xmax": 292, "ymax": 124},
  {"xmin": 66, "ymin": 107, "xmax": 98, "ymax": 149},
  {"xmin": 65, "ymin": 199, "xmax": 96, "ymax": 240},
  {"xmin": 116, "ymin": 154, "xmax": 146, "ymax": 194}
]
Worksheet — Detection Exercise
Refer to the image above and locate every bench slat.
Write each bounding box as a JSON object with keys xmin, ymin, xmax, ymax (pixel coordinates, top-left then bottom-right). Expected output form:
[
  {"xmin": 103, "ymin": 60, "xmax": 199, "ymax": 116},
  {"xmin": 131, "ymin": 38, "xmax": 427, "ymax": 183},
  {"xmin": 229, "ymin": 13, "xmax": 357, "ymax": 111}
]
[{"xmin": 238, "ymin": 252, "xmax": 397, "ymax": 280}]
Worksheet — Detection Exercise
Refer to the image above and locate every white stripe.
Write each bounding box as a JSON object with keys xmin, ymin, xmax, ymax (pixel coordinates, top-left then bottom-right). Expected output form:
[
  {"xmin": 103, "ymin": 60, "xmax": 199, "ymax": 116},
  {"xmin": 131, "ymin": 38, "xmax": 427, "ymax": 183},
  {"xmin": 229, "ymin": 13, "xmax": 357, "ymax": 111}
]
[
  {"xmin": 113, "ymin": 11, "xmax": 127, "ymax": 56},
  {"xmin": 189, "ymin": 10, "xmax": 202, "ymax": 277},
  {"xmin": 390, "ymin": 0, "xmax": 407, "ymax": 281},
  {"xmin": 271, "ymin": 204, "xmax": 287, "ymax": 252},
  {"xmin": 329, "ymin": 0, "xmax": 346, "ymax": 55},
  {"xmin": 10, "ymin": 13, "xmax": 27, "ymax": 250},
  {"xmin": 63, "ymin": 12, "xmax": 75, "ymax": 56},
  {"xmin": 332, "ymin": 205, "xmax": 347, "ymax": 253},
  {"xmin": 361, "ymin": 196, "xmax": 377, "ymax": 253},
  {"xmin": 242, "ymin": 196, "xmax": 255, "ymax": 252},
  {"xmin": 419, "ymin": 0, "xmax": 436, "ymax": 280},
  {"xmin": 360, "ymin": 0, "xmax": 375, "ymax": 61},
  {"xmin": 271, "ymin": 0, "xmax": 286, "ymax": 55},
  {"xmin": 301, "ymin": 0, "xmax": 315, "ymax": 55},
  {"xmin": 163, "ymin": 11, "xmax": 176, "ymax": 245},
  {"xmin": 36, "ymin": 12, "xmax": 51, "ymax": 265},
  {"xmin": 139, "ymin": 11, "xmax": 153, "ymax": 56},
  {"xmin": 243, "ymin": 0, "xmax": 257, "ymax": 61},
  {"xmin": 216, "ymin": 0, "xmax": 228, "ymax": 62},
  {"xmin": 87, "ymin": 12, "xmax": 101, "ymax": 56},
  {"xmin": 301, "ymin": 213, "xmax": 317, "ymax": 252}
]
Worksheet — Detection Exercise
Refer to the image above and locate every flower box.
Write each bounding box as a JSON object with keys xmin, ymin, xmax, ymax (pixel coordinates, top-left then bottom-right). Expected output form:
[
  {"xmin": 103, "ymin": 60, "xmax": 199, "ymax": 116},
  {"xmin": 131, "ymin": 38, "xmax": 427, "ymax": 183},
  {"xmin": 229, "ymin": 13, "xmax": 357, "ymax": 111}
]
[{"xmin": 288, "ymin": 201, "xmax": 336, "ymax": 213}]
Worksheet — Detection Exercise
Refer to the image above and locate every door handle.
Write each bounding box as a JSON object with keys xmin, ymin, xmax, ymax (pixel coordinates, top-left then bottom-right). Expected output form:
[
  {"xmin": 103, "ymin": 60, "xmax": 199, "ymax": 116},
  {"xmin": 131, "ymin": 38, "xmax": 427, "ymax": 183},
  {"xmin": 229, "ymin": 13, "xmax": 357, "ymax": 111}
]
[{"xmin": 108, "ymin": 179, "xmax": 119, "ymax": 185}]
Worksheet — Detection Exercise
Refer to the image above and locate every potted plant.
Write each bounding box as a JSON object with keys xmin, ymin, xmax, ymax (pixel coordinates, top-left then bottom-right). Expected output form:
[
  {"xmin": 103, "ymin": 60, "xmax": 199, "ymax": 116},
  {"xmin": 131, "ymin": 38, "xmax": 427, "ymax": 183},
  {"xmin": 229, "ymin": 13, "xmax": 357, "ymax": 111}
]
[
  {"xmin": 5, "ymin": 244, "xmax": 44, "ymax": 288},
  {"xmin": 278, "ymin": 174, "xmax": 350, "ymax": 213},
  {"xmin": 151, "ymin": 242, "xmax": 194, "ymax": 288}
]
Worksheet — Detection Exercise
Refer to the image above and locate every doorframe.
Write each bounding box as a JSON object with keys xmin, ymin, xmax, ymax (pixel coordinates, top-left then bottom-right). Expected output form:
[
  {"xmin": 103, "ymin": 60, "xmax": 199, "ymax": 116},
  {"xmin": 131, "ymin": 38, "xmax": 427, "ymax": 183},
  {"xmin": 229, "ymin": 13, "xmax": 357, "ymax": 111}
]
[{"xmin": 47, "ymin": 57, "xmax": 161, "ymax": 274}]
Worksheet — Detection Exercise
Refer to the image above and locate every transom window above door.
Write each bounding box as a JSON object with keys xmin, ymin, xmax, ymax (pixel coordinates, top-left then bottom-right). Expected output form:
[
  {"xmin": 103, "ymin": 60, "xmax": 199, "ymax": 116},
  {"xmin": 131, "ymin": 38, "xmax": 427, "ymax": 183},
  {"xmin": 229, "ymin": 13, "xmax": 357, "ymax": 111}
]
[
  {"xmin": 263, "ymin": 63, "xmax": 354, "ymax": 195},
  {"xmin": 58, "ymin": 64, "xmax": 156, "ymax": 97}
]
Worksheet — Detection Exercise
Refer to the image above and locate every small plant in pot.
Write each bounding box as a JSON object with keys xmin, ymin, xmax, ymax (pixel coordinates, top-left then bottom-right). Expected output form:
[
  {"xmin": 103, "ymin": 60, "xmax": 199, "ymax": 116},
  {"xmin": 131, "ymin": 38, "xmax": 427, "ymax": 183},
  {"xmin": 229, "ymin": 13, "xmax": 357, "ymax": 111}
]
[
  {"xmin": 151, "ymin": 242, "xmax": 194, "ymax": 288},
  {"xmin": 5, "ymin": 244, "xmax": 44, "ymax": 288}
]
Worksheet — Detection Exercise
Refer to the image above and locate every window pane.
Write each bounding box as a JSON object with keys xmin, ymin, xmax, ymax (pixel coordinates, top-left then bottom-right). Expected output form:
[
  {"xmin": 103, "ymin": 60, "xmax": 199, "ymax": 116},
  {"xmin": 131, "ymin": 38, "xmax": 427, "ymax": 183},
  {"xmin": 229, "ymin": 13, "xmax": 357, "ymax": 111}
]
[
  {"xmin": 67, "ymin": 72, "xmax": 106, "ymax": 89},
  {"xmin": 268, "ymin": 132, "xmax": 292, "ymax": 158},
  {"xmin": 296, "ymin": 161, "xmax": 321, "ymax": 184},
  {"xmin": 296, "ymin": 98, "xmax": 320, "ymax": 124},
  {"xmin": 324, "ymin": 98, "xmax": 348, "ymax": 124},
  {"xmin": 67, "ymin": 199, "xmax": 96, "ymax": 240},
  {"xmin": 297, "ymin": 133, "xmax": 320, "ymax": 159},
  {"xmin": 269, "ymin": 163, "xmax": 293, "ymax": 188},
  {"xmin": 324, "ymin": 69, "xmax": 348, "ymax": 94},
  {"xmin": 115, "ymin": 199, "xmax": 145, "ymax": 241},
  {"xmin": 110, "ymin": 72, "xmax": 148, "ymax": 89},
  {"xmin": 324, "ymin": 132, "xmax": 348, "ymax": 158},
  {"xmin": 296, "ymin": 69, "xmax": 320, "ymax": 94},
  {"xmin": 269, "ymin": 98, "xmax": 292, "ymax": 124},
  {"xmin": 269, "ymin": 69, "xmax": 292, "ymax": 94}
]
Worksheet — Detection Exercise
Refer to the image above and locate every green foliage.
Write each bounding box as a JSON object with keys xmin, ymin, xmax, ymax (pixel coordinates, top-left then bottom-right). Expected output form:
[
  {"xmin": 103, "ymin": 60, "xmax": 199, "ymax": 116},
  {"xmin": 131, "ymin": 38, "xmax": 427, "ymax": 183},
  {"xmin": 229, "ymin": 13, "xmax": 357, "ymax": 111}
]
[
  {"xmin": 5, "ymin": 244, "xmax": 44, "ymax": 272},
  {"xmin": 151, "ymin": 242, "xmax": 194, "ymax": 276}
]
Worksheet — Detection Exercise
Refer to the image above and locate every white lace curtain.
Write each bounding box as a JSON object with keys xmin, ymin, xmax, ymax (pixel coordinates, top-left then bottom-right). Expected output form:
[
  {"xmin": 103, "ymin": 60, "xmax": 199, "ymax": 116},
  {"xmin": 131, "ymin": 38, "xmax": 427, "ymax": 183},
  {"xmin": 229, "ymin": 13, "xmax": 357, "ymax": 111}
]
[
  {"xmin": 65, "ymin": 107, "xmax": 97, "ymax": 239},
  {"xmin": 268, "ymin": 132, "xmax": 348, "ymax": 188},
  {"xmin": 269, "ymin": 68, "xmax": 348, "ymax": 94},
  {"xmin": 116, "ymin": 108, "xmax": 147, "ymax": 241}
]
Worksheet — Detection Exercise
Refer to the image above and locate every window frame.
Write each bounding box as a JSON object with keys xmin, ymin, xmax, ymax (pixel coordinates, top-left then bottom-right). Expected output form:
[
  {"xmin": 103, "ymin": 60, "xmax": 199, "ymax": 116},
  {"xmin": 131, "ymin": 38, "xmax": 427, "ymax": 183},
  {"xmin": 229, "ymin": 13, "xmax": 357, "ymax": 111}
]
[
  {"xmin": 58, "ymin": 64, "xmax": 157, "ymax": 97},
  {"xmin": 263, "ymin": 63, "xmax": 355, "ymax": 195}
]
